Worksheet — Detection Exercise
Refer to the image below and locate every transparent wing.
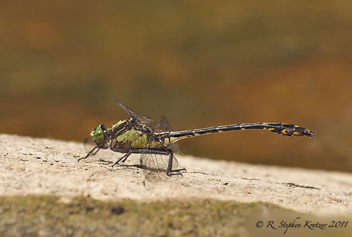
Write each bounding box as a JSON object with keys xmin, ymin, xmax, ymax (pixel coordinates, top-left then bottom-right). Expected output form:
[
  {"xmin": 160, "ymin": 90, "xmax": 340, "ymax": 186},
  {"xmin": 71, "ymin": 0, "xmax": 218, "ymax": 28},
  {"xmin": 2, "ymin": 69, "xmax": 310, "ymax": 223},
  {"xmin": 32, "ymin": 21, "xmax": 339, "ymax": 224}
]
[
  {"xmin": 151, "ymin": 116, "xmax": 183, "ymax": 154},
  {"xmin": 141, "ymin": 126, "xmax": 181, "ymax": 180},
  {"xmin": 140, "ymin": 152, "xmax": 179, "ymax": 172},
  {"xmin": 152, "ymin": 116, "xmax": 172, "ymax": 132},
  {"xmin": 112, "ymin": 97, "xmax": 153, "ymax": 124},
  {"xmin": 139, "ymin": 152, "xmax": 179, "ymax": 181},
  {"xmin": 109, "ymin": 125, "xmax": 179, "ymax": 180}
]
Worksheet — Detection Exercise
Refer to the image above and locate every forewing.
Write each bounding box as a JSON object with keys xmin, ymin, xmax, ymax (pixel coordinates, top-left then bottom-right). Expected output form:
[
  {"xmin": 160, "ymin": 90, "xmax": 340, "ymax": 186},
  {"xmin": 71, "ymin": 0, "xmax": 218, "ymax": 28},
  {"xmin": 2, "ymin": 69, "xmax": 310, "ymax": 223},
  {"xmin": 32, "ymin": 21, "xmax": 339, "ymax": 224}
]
[{"xmin": 112, "ymin": 97, "xmax": 153, "ymax": 124}]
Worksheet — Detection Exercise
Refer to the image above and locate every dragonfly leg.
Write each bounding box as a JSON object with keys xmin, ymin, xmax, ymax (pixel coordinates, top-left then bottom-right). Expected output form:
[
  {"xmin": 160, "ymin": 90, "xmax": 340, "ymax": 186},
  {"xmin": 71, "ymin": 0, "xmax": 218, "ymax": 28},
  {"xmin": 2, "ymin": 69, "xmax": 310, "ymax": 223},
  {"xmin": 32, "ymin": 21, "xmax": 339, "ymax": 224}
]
[
  {"xmin": 91, "ymin": 148, "xmax": 100, "ymax": 156},
  {"xmin": 112, "ymin": 151, "xmax": 132, "ymax": 167},
  {"xmin": 166, "ymin": 150, "xmax": 186, "ymax": 176},
  {"xmin": 78, "ymin": 147, "xmax": 100, "ymax": 162}
]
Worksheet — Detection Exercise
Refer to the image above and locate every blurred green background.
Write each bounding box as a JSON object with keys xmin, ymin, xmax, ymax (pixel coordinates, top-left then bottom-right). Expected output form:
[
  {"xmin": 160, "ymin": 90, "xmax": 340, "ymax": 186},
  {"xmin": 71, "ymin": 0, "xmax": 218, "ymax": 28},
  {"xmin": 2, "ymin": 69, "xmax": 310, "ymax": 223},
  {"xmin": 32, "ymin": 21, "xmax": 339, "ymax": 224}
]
[{"xmin": 1, "ymin": 0, "xmax": 352, "ymax": 172}]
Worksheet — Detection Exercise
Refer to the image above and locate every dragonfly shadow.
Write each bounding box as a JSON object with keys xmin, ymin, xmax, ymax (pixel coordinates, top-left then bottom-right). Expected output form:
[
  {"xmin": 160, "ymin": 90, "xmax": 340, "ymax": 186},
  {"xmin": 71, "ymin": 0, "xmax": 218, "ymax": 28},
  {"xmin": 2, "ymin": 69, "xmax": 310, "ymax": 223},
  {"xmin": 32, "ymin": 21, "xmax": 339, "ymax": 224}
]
[{"xmin": 97, "ymin": 158, "xmax": 170, "ymax": 174}]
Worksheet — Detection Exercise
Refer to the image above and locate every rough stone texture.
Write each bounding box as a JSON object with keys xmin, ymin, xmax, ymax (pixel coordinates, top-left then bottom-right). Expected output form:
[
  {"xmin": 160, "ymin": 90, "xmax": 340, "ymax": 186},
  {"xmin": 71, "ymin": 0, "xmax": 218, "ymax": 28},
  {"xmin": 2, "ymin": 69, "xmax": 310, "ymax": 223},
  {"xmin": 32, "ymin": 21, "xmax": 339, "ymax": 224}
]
[{"xmin": 0, "ymin": 134, "xmax": 351, "ymax": 216}]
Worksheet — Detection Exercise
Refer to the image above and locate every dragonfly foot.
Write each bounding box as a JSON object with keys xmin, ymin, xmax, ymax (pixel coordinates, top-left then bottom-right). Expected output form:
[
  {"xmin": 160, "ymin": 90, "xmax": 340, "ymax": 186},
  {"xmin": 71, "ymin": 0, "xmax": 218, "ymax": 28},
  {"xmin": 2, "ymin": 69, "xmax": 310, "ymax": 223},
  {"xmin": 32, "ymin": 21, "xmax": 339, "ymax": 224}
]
[
  {"xmin": 112, "ymin": 161, "xmax": 120, "ymax": 168},
  {"xmin": 166, "ymin": 168, "xmax": 187, "ymax": 176},
  {"xmin": 77, "ymin": 157, "xmax": 87, "ymax": 162}
]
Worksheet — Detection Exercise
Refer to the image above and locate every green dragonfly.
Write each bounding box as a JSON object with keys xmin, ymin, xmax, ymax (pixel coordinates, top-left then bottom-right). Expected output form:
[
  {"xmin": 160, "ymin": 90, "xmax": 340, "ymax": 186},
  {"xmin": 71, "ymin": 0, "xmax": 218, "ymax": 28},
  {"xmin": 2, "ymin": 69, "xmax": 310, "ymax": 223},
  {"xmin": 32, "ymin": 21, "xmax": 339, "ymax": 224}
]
[{"xmin": 79, "ymin": 98, "xmax": 315, "ymax": 176}]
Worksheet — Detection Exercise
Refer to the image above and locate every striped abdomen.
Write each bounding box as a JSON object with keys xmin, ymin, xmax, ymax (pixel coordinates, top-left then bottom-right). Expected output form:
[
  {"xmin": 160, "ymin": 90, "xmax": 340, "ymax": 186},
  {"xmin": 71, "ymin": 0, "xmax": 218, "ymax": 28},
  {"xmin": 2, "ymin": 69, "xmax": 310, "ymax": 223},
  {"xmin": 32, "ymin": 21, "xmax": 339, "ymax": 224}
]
[{"xmin": 157, "ymin": 122, "xmax": 315, "ymax": 145}]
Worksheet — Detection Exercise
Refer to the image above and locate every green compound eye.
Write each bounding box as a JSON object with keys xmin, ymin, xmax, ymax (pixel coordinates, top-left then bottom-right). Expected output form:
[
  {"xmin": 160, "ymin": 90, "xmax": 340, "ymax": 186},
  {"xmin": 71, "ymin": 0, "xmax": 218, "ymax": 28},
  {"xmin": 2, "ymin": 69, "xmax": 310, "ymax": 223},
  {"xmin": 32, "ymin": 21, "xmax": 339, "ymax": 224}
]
[{"xmin": 92, "ymin": 124, "xmax": 106, "ymax": 144}]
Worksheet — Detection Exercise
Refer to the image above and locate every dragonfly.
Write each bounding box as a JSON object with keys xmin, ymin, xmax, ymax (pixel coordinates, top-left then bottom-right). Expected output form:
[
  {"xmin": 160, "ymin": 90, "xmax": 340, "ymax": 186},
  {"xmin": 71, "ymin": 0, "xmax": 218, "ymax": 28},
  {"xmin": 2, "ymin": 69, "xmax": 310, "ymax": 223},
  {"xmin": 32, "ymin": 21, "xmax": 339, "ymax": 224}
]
[{"xmin": 79, "ymin": 98, "xmax": 315, "ymax": 176}]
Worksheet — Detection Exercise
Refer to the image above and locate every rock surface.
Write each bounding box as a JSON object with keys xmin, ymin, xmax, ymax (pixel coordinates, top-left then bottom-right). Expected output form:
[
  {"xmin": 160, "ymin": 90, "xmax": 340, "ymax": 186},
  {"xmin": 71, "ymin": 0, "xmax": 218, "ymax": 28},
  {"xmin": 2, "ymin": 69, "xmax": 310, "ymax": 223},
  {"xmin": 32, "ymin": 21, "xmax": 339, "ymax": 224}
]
[{"xmin": 0, "ymin": 134, "xmax": 351, "ymax": 216}]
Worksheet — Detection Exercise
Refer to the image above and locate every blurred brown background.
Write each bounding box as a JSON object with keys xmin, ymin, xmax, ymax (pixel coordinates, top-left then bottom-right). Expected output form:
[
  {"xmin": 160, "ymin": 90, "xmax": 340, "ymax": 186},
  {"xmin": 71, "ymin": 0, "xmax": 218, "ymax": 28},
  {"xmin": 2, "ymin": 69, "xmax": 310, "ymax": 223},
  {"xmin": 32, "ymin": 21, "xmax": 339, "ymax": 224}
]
[{"xmin": 1, "ymin": 0, "xmax": 352, "ymax": 172}]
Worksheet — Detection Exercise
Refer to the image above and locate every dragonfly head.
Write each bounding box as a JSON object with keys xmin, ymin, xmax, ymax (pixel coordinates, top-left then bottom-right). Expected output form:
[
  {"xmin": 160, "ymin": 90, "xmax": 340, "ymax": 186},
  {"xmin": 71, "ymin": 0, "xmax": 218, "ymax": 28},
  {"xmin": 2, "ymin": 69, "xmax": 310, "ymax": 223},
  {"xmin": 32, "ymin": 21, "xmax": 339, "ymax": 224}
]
[{"xmin": 90, "ymin": 124, "xmax": 107, "ymax": 146}]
